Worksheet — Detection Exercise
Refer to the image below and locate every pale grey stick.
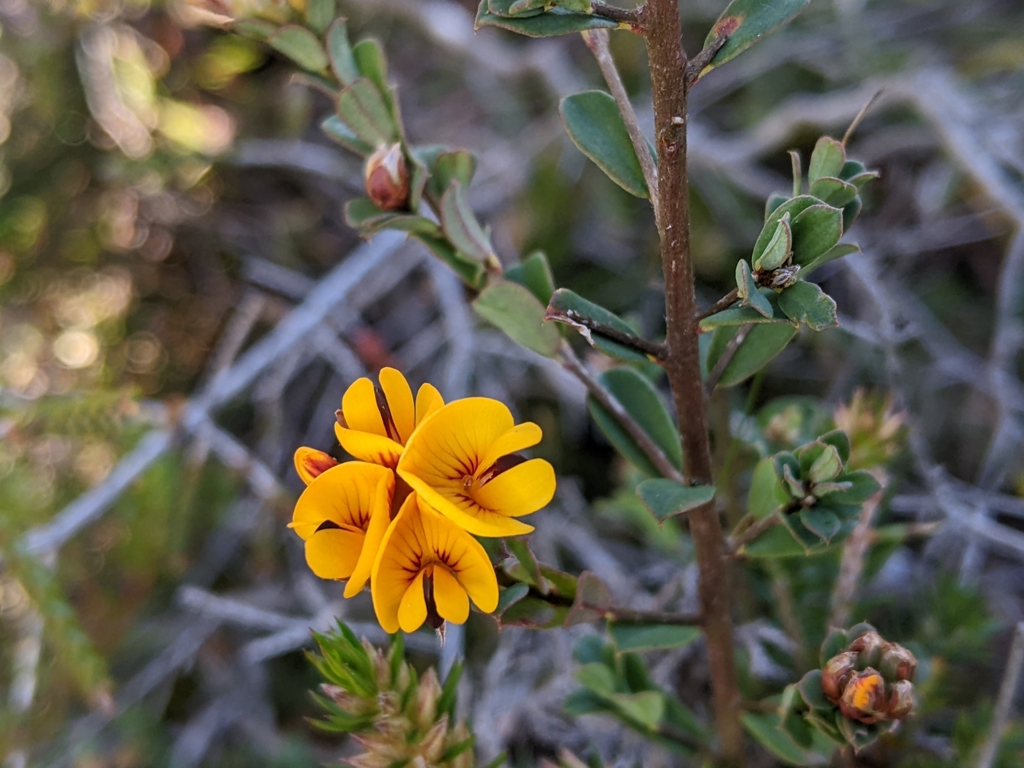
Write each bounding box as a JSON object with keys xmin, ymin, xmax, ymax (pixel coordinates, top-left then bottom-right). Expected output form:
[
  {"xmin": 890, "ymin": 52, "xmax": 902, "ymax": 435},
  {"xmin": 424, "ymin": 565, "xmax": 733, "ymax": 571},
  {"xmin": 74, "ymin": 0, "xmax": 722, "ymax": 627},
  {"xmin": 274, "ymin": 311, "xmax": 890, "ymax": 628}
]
[{"xmin": 974, "ymin": 622, "xmax": 1024, "ymax": 768}]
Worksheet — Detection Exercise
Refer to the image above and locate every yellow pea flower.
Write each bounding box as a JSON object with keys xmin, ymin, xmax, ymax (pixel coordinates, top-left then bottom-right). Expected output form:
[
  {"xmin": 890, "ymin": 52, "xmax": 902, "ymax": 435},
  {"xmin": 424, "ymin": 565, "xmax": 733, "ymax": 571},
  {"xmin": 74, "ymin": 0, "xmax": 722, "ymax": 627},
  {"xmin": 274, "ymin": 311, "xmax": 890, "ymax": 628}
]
[
  {"xmin": 289, "ymin": 461, "xmax": 394, "ymax": 598},
  {"xmin": 371, "ymin": 494, "xmax": 498, "ymax": 633},
  {"xmin": 334, "ymin": 367, "xmax": 445, "ymax": 468},
  {"xmin": 397, "ymin": 398, "xmax": 556, "ymax": 537},
  {"xmin": 293, "ymin": 446, "xmax": 339, "ymax": 485}
]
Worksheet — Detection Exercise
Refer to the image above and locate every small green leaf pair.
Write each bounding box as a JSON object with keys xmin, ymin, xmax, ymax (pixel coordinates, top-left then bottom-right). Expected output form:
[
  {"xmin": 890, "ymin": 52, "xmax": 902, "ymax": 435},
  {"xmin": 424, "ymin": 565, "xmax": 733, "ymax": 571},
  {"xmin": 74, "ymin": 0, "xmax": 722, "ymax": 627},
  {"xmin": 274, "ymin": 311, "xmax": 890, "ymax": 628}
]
[
  {"xmin": 742, "ymin": 430, "xmax": 881, "ymax": 557},
  {"xmin": 566, "ymin": 634, "xmax": 704, "ymax": 749},
  {"xmin": 475, "ymin": 0, "xmax": 618, "ymax": 39}
]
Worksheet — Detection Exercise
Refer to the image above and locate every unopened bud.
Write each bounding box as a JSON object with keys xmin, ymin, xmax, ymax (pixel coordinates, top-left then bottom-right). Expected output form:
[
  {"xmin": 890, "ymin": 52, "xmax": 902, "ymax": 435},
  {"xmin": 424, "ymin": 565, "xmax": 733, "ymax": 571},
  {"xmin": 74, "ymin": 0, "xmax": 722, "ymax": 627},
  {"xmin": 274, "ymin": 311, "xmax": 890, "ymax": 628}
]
[
  {"xmin": 879, "ymin": 642, "xmax": 917, "ymax": 682},
  {"xmin": 838, "ymin": 669, "xmax": 888, "ymax": 724},
  {"xmin": 887, "ymin": 679, "xmax": 915, "ymax": 719},
  {"xmin": 294, "ymin": 447, "xmax": 338, "ymax": 485},
  {"xmin": 850, "ymin": 630, "xmax": 886, "ymax": 668},
  {"xmin": 414, "ymin": 668, "xmax": 442, "ymax": 727},
  {"xmin": 321, "ymin": 683, "xmax": 371, "ymax": 715},
  {"xmin": 821, "ymin": 651, "xmax": 858, "ymax": 703},
  {"xmin": 365, "ymin": 144, "xmax": 409, "ymax": 211},
  {"xmin": 418, "ymin": 717, "xmax": 449, "ymax": 763}
]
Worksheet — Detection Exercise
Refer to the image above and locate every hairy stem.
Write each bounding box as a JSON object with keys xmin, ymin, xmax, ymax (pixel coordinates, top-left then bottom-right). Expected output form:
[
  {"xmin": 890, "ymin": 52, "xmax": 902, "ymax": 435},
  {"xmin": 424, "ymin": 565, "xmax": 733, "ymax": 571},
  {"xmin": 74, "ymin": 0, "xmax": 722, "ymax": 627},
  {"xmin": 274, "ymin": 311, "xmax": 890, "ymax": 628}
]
[
  {"xmin": 584, "ymin": 28, "xmax": 660, "ymax": 218},
  {"xmin": 642, "ymin": 0, "xmax": 744, "ymax": 763}
]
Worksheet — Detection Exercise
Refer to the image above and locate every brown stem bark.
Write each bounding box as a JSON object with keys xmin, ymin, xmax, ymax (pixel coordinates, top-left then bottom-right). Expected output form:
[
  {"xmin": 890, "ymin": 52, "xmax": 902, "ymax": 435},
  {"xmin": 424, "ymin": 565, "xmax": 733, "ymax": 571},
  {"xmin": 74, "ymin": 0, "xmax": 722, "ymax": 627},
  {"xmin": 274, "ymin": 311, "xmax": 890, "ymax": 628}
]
[{"xmin": 642, "ymin": 1, "xmax": 744, "ymax": 764}]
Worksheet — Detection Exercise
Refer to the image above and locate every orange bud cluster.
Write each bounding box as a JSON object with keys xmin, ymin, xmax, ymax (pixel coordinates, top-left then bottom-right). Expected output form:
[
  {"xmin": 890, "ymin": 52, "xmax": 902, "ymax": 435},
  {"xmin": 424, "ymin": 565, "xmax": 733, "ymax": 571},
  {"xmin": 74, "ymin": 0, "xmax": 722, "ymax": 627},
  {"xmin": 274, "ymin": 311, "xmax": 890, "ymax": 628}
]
[{"xmin": 821, "ymin": 629, "xmax": 917, "ymax": 725}]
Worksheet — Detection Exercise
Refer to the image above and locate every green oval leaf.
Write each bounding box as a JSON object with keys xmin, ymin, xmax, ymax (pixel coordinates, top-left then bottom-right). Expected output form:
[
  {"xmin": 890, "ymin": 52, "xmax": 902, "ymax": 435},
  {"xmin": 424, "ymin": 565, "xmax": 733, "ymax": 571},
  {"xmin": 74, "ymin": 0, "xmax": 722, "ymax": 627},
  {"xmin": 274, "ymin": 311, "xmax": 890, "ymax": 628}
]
[
  {"xmin": 736, "ymin": 260, "xmax": 774, "ymax": 318},
  {"xmin": 476, "ymin": 1, "xmax": 618, "ymax": 37},
  {"xmin": 790, "ymin": 204, "xmax": 843, "ymax": 267},
  {"xmin": 560, "ymin": 91, "xmax": 648, "ymax": 198},
  {"xmin": 440, "ymin": 180, "xmax": 497, "ymax": 264},
  {"xmin": 505, "ymin": 250, "xmax": 555, "ymax": 304},
  {"xmin": 748, "ymin": 456, "xmax": 789, "ymax": 520},
  {"xmin": 777, "ymin": 281, "xmax": 838, "ymax": 331},
  {"xmin": 587, "ymin": 368, "xmax": 682, "ymax": 476},
  {"xmin": 409, "ymin": 232, "xmax": 487, "ymax": 289},
  {"xmin": 808, "ymin": 137, "xmax": 847, "ymax": 184},
  {"xmin": 320, "ymin": 115, "xmax": 373, "ymax": 156},
  {"xmin": 336, "ymin": 78, "xmax": 397, "ymax": 145},
  {"xmin": 702, "ymin": 0, "xmax": 813, "ymax": 75},
  {"xmin": 306, "ymin": 0, "xmax": 335, "ymax": 35},
  {"xmin": 327, "ymin": 19, "xmax": 360, "ymax": 85},
  {"xmin": 636, "ymin": 479, "xmax": 715, "ymax": 522},
  {"xmin": 706, "ymin": 322, "xmax": 798, "ymax": 387},
  {"xmin": 474, "ymin": 280, "xmax": 561, "ymax": 357},
  {"xmin": 268, "ymin": 25, "xmax": 329, "ymax": 73},
  {"xmin": 741, "ymin": 712, "xmax": 825, "ymax": 766},
  {"xmin": 547, "ymin": 288, "xmax": 650, "ymax": 363},
  {"xmin": 609, "ymin": 623, "xmax": 702, "ymax": 654}
]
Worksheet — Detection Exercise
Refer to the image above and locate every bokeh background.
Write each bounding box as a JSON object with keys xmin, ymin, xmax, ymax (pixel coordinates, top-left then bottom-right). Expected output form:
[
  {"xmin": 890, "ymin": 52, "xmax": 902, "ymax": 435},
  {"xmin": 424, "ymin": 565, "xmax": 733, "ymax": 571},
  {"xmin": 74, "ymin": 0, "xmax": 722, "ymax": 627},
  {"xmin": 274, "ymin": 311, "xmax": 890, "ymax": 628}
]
[{"xmin": 2, "ymin": 0, "xmax": 1024, "ymax": 765}]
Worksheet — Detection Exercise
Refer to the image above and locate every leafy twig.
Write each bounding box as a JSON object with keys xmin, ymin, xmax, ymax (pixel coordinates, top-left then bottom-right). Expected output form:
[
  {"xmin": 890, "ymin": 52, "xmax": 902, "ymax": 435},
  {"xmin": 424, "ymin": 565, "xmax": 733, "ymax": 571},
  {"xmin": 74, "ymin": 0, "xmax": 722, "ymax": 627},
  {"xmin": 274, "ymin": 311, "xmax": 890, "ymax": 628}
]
[
  {"xmin": 685, "ymin": 33, "xmax": 728, "ymax": 88},
  {"xmin": 546, "ymin": 306, "xmax": 666, "ymax": 358},
  {"xmin": 559, "ymin": 343, "xmax": 685, "ymax": 483},
  {"xmin": 728, "ymin": 511, "xmax": 782, "ymax": 554},
  {"xmin": 704, "ymin": 324, "xmax": 754, "ymax": 397},
  {"xmin": 583, "ymin": 28, "xmax": 659, "ymax": 216},
  {"xmin": 590, "ymin": 1, "xmax": 643, "ymax": 29},
  {"xmin": 697, "ymin": 287, "xmax": 740, "ymax": 323}
]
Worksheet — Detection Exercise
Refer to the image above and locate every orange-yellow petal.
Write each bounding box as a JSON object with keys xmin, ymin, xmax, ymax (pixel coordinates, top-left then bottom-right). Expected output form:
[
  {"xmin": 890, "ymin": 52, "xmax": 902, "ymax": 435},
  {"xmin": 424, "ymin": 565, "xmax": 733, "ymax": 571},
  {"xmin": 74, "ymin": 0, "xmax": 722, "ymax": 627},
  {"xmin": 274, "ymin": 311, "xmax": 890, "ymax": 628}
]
[
  {"xmin": 418, "ymin": 501, "xmax": 499, "ymax": 612},
  {"xmin": 335, "ymin": 422, "xmax": 403, "ymax": 468},
  {"xmin": 371, "ymin": 494, "xmax": 422, "ymax": 633},
  {"xmin": 477, "ymin": 423, "xmax": 543, "ymax": 475},
  {"xmin": 293, "ymin": 447, "xmax": 339, "ymax": 485},
  {"xmin": 398, "ymin": 398, "xmax": 515, "ymax": 485},
  {"xmin": 407, "ymin": 479, "xmax": 535, "ymax": 537},
  {"xmin": 341, "ymin": 377, "xmax": 386, "ymax": 437},
  {"xmin": 291, "ymin": 462, "xmax": 394, "ymax": 540},
  {"xmin": 415, "ymin": 383, "xmax": 445, "ymax": 427},
  {"xmin": 433, "ymin": 566, "xmax": 469, "ymax": 624},
  {"xmin": 378, "ymin": 367, "xmax": 416, "ymax": 444},
  {"xmin": 398, "ymin": 570, "xmax": 428, "ymax": 633},
  {"xmin": 344, "ymin": 474, "xmax": 394, "ymax": 598},
  {"xmin": 305, "ymin": 528, "xmax": 364, "ymax": 580},
  {"xmin": 473, "ymin": 458, "xmax": 556, "ymax": 519}
]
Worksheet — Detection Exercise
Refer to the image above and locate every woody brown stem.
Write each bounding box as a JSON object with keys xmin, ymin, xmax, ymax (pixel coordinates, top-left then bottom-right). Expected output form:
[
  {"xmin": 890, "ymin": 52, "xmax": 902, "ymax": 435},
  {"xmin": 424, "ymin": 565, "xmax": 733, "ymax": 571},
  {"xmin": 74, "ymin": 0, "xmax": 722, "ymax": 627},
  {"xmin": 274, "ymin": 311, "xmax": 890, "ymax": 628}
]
[{"xmin": 642, "ymin": 0, "xmax": 744, "ymax": 764}]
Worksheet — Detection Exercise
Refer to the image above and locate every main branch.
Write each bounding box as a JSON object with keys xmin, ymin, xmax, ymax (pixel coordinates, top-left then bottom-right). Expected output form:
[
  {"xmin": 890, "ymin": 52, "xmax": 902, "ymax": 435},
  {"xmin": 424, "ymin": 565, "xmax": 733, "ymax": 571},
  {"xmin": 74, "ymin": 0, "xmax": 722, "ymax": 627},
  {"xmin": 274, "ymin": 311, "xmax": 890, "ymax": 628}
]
[{"xmin": 642, "ymin": 0, "xmax": 744, "ymax": 763}]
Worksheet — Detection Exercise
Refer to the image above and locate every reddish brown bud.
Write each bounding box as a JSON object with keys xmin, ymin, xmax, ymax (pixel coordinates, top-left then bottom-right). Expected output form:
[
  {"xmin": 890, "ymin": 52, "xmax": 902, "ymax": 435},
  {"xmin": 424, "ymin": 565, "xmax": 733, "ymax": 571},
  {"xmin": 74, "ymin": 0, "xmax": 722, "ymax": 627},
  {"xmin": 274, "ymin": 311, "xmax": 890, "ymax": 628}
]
[
  {"xmin": 849, "ymin": 629, "xmax": 886, "ymax": 668},
  {"xmin": 838, "ymin": 669, "xmax": 888, "ymax": 724},
  {"xmin": 879, "ymin": 642, "xmax": 918, "ymax": 682},
  {"xmin": 822, "ymin": 651, "xmax": 858, "ymax": 703},
  {"xmin": 887, "ymin": 679, "xmax": 915, "ymax": 719},
  {"xmin": 364, "ymin": 144, "xmax": 409, "ymax": 211}
]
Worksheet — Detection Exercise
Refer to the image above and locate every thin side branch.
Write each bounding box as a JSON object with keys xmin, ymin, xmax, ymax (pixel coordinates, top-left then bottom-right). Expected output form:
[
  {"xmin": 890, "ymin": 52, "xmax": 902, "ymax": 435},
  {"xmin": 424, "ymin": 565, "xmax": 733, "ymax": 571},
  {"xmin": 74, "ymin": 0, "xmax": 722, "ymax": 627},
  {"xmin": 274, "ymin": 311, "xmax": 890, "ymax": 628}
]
[
  {"xmin": 697, "ymin": 287, "xmax": 740, "ymax": 323},
  {"xmin": 705, "ymin": 324, "xmax": 754, "ymax": 396},
  {"xmin": 584, "ymin": 29, "xmax": 659, "ymax": 216},
  {"xmin": 560, "ymin": 343, "xmax": 685, "ymax": 483},
  {"xmin": 590, "ymin": 1, "xmax": 643, "ymax": 29},
  {"xmin": 602, "ymin": 605, "xmax": 703, "ymax": 625},
  {"xmin": 685, "ymin": 33, "xmax": 728, "ymax": 88},
  {"xmin": 728, "ymin": 511, "xmax": 783, "ymax": 554},
  {"xmin": 974, "ymin": 622, "xmax": 1024, "ymax": 768},
  {"xmin": 546, "ymin": 306, "xmax": 666, "ymax": 358}
]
